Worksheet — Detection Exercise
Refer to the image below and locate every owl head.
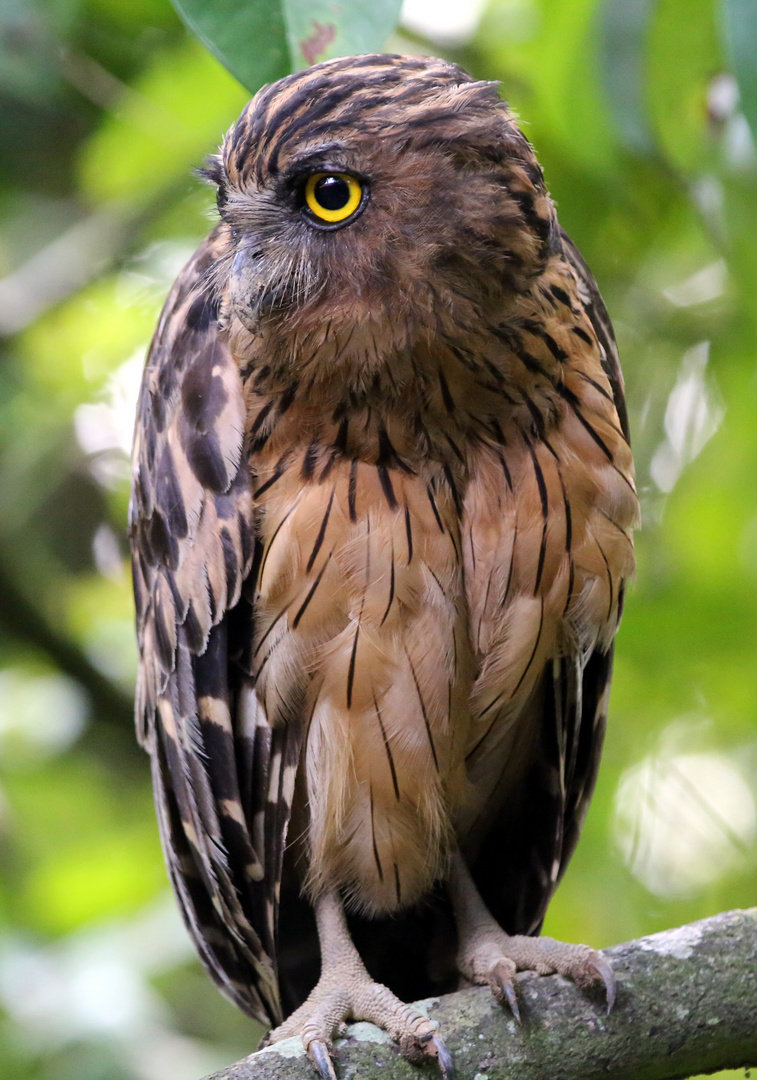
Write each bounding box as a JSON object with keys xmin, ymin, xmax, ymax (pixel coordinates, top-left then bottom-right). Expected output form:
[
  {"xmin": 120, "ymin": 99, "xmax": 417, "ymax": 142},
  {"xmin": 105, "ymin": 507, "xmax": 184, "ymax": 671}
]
[{"xmin": 202, "ymin": 54, "xmax": 557, "ymax": 380}]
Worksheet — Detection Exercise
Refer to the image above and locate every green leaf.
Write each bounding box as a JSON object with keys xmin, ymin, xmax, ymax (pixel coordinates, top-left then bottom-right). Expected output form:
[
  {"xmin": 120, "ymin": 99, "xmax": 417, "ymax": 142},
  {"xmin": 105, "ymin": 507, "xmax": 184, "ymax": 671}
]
[
  {"xmin": 170, "ymin": 0, "xmax": 403, "ymax": 93},
  {"xmin": 170, "ymin": 0, "xmax": 289, "ymax": 90},
  {"xmin": 283, "ymin": 0, "xmax": 402, "ymax": 71},
  {"xmin": 723, "ymin": 0, "xmax": 757, "ymax": 140}
]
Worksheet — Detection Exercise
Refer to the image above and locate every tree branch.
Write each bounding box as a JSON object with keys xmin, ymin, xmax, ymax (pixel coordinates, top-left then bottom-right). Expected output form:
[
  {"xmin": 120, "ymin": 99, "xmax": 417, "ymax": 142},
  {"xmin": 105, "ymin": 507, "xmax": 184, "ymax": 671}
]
[{"xmin": 203, "ymin": 908, "xmax": 757, "ymax": 1080}]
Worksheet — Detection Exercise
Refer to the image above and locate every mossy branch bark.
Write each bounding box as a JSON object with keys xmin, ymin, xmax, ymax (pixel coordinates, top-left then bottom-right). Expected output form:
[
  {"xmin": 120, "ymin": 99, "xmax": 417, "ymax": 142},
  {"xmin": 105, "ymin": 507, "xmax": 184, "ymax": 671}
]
[{"xmin": 202, "ymin": 908, "xmax": 757, "ymax": 1080}]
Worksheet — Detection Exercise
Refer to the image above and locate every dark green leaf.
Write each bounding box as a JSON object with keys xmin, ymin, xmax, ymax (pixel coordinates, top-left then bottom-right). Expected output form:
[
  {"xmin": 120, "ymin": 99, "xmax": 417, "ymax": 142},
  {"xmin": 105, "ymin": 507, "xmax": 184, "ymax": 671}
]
[
  {"xmin": 598, "ymin": 0, "xmax": 656, "ymax": 153},
  {"xmin": 723, "ymin": 0, "xmax": 757, "ymax": 139},
  {"xmin": 170, "ymin": 0, "xmax": 290, "ymax": 90}
]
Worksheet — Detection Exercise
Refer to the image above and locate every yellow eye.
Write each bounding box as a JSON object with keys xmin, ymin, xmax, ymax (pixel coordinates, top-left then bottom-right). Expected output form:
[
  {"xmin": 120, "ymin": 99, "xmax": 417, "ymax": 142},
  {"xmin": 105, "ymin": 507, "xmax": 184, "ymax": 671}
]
[{"xmin": 304, "ymin": 172, "xmax": 363, "ymax": 224}]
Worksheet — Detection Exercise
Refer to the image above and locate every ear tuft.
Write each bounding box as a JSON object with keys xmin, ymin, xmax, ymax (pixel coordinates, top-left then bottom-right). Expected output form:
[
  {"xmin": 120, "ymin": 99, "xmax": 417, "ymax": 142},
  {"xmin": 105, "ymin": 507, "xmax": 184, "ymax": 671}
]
[{"xmin": 198, "ymin": 154, "xmax": 224, "ymax": 186}]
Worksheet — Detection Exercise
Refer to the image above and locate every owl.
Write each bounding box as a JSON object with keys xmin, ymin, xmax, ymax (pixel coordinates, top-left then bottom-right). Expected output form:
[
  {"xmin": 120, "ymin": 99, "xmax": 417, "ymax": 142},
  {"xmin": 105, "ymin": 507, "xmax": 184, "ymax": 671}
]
[{"xmin": 130, "ymin": 53, "xmax": 637, "ymax": 1078}]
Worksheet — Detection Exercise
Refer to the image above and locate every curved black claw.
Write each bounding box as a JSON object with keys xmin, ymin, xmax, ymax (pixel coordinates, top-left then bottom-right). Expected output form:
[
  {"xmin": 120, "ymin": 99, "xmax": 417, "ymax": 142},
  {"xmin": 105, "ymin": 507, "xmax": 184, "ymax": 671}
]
[
  {"xmin": 309, "ymin": 1038, "xmax": 337, "ymax": 1080},
  {"xmin": 431, "ymin": 1034, "xmax": 456, "ymax": 1080},
  {"xmin": 497, "ymin": 976, "xmax": 521, "ymax": 1024},
  {"xmin": 589, "ymin": 955, "xmax": 616, "ymax": 1014}
]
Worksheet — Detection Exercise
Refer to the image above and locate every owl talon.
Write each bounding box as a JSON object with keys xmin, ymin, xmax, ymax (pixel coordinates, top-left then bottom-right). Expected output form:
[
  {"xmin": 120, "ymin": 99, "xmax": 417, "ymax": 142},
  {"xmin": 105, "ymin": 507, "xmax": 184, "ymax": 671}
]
[
  {"xmin": 430, "ymin": 1033, "xmax": 456, "ymax": 1080},
  {"xmin": 450, "ymin": 853, "xmax": 617, "ymax": 1024},
  {"xmin": 588, "ymin": 954, "xmax": 616, "ymax": 1013},
  {"xmin": 497, "ymin": 976, "xmax": 521, "ymax": 1024},
  {"xmin": 266, "ymin": 894, "xmax": 453, "ymax": 1079},
  {"xmin": 309, "ymin": 1038, "xmax": 337, "ymax": 1080}
]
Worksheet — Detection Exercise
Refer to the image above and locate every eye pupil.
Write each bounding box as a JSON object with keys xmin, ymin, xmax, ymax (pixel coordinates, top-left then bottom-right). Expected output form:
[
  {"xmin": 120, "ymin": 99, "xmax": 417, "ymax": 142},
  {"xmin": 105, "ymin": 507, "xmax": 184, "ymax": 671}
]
[
  {"xmin": 314, "ymin": 175, "xmax": 350, "ymax": 211},
  {"xmin": 303, "ymin": 171, "xmax": 364, "ymax": 226}
]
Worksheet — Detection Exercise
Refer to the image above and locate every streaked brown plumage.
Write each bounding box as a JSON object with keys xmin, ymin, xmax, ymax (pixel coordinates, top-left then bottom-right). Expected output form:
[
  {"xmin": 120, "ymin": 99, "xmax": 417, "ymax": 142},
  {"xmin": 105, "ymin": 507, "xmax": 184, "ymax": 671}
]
[{"xmin": 130, "ymin": 53, "xmax": 637, "ymax": 1074}]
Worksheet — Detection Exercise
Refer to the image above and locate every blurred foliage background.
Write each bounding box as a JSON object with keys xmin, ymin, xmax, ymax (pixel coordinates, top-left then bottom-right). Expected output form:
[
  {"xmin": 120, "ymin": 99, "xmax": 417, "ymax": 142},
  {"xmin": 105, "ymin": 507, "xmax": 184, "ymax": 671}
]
[{"xmin": 0, "ymin": 0, "xmax": 755, "ymax": 1077}]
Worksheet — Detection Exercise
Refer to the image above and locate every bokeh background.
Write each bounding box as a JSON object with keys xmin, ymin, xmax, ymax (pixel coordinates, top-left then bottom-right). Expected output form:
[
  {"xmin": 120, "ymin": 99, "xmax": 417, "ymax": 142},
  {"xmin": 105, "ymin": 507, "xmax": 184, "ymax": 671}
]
[{"xmin": 0, "ymin": 0, "xmax": 755, "ymax": 1077}]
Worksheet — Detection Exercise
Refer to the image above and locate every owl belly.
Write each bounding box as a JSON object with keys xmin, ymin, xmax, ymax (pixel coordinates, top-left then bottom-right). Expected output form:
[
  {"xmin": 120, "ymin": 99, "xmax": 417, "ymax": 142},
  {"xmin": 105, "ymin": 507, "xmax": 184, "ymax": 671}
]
[{"xmin": 252, "ymin": 455, "xmax": 472, "ymax": 915}]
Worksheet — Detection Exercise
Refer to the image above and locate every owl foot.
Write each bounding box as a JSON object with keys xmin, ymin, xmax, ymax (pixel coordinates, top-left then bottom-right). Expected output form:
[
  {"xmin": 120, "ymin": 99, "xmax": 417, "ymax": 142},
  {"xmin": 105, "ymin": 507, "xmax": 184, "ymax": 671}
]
[
  {"xmin": 264, "ymin": 892, "xmax": 455, "ymax": 1080},
  {"xmin": 448, "ymin": 852, "xmax": 615, "ymax": 1019}
]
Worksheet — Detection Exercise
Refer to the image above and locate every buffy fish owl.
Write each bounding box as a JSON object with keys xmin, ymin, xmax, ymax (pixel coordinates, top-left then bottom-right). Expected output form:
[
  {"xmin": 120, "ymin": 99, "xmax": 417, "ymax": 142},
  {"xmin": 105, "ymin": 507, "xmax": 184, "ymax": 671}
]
[{"xmin": 130, "ymin": 53, "xmax": 637, "ymax": 1078}]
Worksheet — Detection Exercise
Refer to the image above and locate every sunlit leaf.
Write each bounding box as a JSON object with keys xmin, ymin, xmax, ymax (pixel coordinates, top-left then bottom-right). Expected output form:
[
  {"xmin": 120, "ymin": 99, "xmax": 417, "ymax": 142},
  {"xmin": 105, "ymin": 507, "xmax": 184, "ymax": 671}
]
[
  {"xmin": 2, "ymin": 758, "xmax": 163, "ymax": 934},
  {"xmin": 647, "ymin": 0, "xmax": 721, "ymax": 173},
  {"xmin": 78, "ymin": 40, "xmax": 248, "ymax": 205},
  {"xmin": 25, "ymin": 829, "xmax": 165, "ymax": 934}
]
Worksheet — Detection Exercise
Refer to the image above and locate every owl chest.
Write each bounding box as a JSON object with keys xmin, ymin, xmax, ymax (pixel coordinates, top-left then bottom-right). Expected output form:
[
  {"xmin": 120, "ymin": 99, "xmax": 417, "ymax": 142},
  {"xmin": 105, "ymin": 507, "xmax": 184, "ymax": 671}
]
[
  {"xmin": 248, "ymin": 444, "xmax": 474, "ymax": 910},
  {"xmin": 250, "ymin": 445, "xmax": 467, "ymax": 725}
]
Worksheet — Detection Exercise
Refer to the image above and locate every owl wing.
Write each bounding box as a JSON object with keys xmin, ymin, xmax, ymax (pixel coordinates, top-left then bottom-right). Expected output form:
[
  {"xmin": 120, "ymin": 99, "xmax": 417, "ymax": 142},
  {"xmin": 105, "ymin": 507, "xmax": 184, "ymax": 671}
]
[
  {"xmin": 560, "ymin": 229, "xmax": 630, "ymax": 443},
  {"xmin": 470, "ymin": 234, "xmax": 628, "ymax": 936},
  {"xmin": 551, "ymin": 228, "xmax": 631, "ymax": 879},
  {"xmin": 130, "ymin": 226, "xmax": 296, "ymax": 1026}
]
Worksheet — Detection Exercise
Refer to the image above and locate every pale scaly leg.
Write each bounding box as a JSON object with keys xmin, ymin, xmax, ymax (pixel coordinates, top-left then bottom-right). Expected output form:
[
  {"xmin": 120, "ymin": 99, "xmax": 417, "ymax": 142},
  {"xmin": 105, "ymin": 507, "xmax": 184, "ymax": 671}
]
[
  {"xmin": 264, "ymin": 891, "xmax": 454, "ymax": 1080},
  {"xmin": 447, "ymin": 851, "xmax": 615, "ymax": 1023}
]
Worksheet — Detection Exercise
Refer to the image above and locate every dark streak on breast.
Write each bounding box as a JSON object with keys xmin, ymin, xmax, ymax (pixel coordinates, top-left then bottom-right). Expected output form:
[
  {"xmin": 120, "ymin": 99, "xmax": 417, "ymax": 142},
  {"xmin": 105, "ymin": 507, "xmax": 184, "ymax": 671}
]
[
  {"xmin": 596, "ymin": 538, "xmax": 614, "ymax": 621},
  {"xmin": 428, "ymin": 565, "xmax": 447, "ymax": 599},
  {"xmin": 498, "ymin": 452, "xmax": 513, "ymax": 491},
  {"xmin": 438, "ymin": 368, "xmax": 455, "ymax": 412},
  {"xmin": 320, "ymin": 447, "xmax": 340, "ymax": 481},
  {"xmin": 556, "ymin": 467, "xmax": 572, "ymax": 552},
  {"xmin": 373, "ymin": 691, "xmax": 400, "ymax": 800},
  {"xmin": 253, "ymin": 453, "xmax": 291, "ymax": 498},
  {"xmin": 369, "ymin": 787, "xmax": 384, "ymax": 881},
  {"xmin": 377, "ymin": 464, "xmax": 397, "ymax": 509},
  {"xmin": 404, "ymin": 504, "xmax": 413, "ymax": 563},
  {"xmin": 426, "ymin": 485, "xmax": 445, "ymax": 532},
  {"xmin": 527, "ymin": 440, "xmax": 549, "ymax": 520},
  {"xmin": 348, "ymin": 458, "xmax": 358, "ymax": 522},
  {"xmin": 334, "ymin": 416, "xmax": 349, "ymax": 454},
  {"xmin": 563, "ymin": 393, "xmax": 614, "ymax": 463},
  {"xmin": 405, "ymin": 648, "xmax": 439, "ymax": 772},
  {"xmin": 278, "ymin": 379, "xmax": 299, "ymax": 415},
  {"xmin": 302, "ymin": 441, "xmax": 319, "ymax": 480},
  {"xmin": 292, "ymin": 551, "xmax": 332, "ymax": 629},
  {"xmin": 522, "ymin": 391, "xmax": 548, "ymax": 440},
  {"xmin": 576, "ymin": 369, "xmax": 613, "ymax": 403},
  {"xmin": 444, "ymin": 434, "xmax": 465, "ymax": 463},
  {"xmin": 378, "ymin": 424, "xmax": 415, "ymax": 475},
  {"xmin": 380, "ymin": 545, "xmax": 395, "ymax": 626},
  {"xmin": 306, "ymin": 486, "xmax": 335, "ymax": 572},
  {"xmin": 250, "ymin": 400, "xmax": 274, "ymax": 438},
  {"xmin": 443, "ymin": 463, "xmax": 463, "ymax": 515},
  {"xmin": 253, "ymin": 604, "xmax": 289, "ymax": 658},
  {"xmin": 346, "ymin": 620, "xmax": 360, "ymax": 709}
]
